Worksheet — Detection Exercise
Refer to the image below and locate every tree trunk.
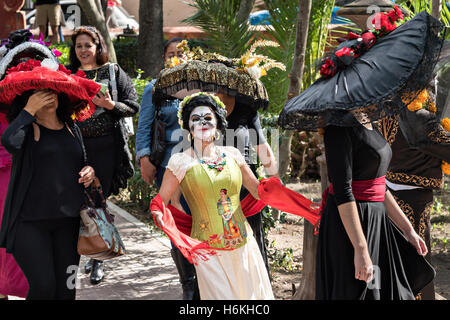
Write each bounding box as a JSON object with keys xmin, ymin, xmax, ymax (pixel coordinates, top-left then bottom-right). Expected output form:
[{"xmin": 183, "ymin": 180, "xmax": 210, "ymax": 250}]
[
  {"xmin": 236, "ymin": 0, "xmax": 256, "ymax": 25},
  {"xmin": 285, "ymin": 0, "xmax": 313, "ymax": 300},
  {"xmin": 77, "ymin": 0, "xmax": 117, "ymax": 63},
  {"xmin": 293, "ymin": 141, "xmax": 327, "ymax": 300},
  {"xmin": 432, "ymin": 0, "xmax": 441, "ymax": 19},
  {"xmin": 279, "ymin": 0, "xmax": 312, "ymax": 179},
  {"xmin": 138, "ymin": 0, "xmax": 164, "ymax": 78}
]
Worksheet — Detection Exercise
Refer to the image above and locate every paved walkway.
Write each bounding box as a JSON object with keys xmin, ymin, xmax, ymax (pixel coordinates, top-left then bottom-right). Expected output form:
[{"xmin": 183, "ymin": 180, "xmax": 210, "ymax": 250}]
[{"xmin": 75, "ymin": 201, "xmax": 182, "ymax": 300}]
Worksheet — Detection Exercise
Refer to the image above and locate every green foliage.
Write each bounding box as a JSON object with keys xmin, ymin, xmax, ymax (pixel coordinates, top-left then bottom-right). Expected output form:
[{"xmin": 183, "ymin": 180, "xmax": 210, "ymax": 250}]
[
  {"xmin": 397, "ymin": 0, "xmax": 450, "ymax": 38},
  {"xmin": 258, "ymin": 0, "xmax": 299, "ymax": 114},
  {"xmin": 258, "ymin": 0, "xmax": 335, "ymax": 114},
  {"xmin": 183, "ymin": 0, "xmax": 256, "ymax": 58},
  {"xmin": 114, "ymin": 38, "xmax": 139, "ymax": 77},
  {"xmin": 127, "ymin": 169, "xmax": 158, "ymax": 211},
  {"xmin": 267, "ymin": 240, "xmax": 295, "ymax": 271},
  {"xmin": 50, "ymin": 42, "xmax": 71, "ymax": 66},
  {"xmin": 302, "ymin": 0, "xmax": 336, "ymax": 89}
]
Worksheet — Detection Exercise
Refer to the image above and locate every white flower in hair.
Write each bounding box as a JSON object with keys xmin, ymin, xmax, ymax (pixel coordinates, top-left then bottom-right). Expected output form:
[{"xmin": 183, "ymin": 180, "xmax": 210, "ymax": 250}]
[
  {"xmin": 41, "ymin": 58, "xmax": 59, "ymax": 71},
  {"xmin": 246, "ymin": 64, "xmax": 264, "ymax": 80}
]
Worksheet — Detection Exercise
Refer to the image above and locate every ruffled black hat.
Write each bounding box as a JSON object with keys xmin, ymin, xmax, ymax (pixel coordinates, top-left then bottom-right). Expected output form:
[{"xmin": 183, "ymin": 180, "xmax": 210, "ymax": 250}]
[
  {"xmin": 278, "ymin": 10, "xmax": 445, "ymax": 131},
  {"xmin": 153, "ymin": 40, "xmax": 285, "ymax": 112}
]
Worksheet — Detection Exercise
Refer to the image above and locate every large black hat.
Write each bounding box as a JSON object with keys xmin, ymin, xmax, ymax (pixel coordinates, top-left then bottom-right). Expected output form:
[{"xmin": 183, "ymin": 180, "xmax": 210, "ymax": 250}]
[
  {"xmin": 278, "ymin": 10, "xmax": 445, "ymax": 131},
  {"xmin": 153, "ymin": 40, "xmax": 285, "ymax": 112}
]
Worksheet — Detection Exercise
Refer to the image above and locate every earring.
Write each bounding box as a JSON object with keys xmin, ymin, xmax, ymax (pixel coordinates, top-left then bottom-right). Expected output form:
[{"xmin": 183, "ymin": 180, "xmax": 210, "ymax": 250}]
[
  {"xmin": 214, "ymin": 130, "xmax": 220, "ymax": 141},
  {"xmin": 187, "ymin": 133, "xmax": 192, "ymax": 142}
]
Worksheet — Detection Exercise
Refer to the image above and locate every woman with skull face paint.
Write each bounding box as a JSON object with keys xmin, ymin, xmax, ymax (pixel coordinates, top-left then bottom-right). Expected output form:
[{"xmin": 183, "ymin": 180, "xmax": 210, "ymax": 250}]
[{"xmin": 151, "ymin": 93, "xmax": 274, "ymax": 299}]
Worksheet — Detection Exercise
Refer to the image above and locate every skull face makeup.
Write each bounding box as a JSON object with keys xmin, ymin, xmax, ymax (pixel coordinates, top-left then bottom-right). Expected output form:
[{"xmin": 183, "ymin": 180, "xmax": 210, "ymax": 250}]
[{"xmin": 189, "ymin": 106, "xmax": 218, "ymax": 141}]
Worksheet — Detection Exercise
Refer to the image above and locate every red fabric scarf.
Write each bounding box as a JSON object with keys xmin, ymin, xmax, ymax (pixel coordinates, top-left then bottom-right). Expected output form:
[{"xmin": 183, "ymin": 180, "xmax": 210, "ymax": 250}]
[{"xmin": 150, "ymin": 177, "xmax": 321, "ymax": 264}]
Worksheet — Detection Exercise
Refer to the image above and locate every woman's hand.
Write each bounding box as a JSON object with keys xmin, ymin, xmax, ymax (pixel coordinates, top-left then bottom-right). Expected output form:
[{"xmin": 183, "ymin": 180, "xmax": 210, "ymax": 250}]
[
  {"xmin": 405, "ymin": 228, "xmax": 428, "ymax": 256},
  {"xmin": 92, "ymin": 90, "xmax": 115, "ymax": 110},
  {"xmin": 140, "ymin": 156, "xmax": 157, "ymax": 185},
  {"xmin": 23, "ymin": 90, "xmax": 57, "ymax": 116},
  {"xmin": 151, "ymin": 210, "xmax": 165, "ymax": 228},
  {"xmin": 354, "ymin": 248, "xmax": 374, "ymax": 283},
  {"xmin": 78, "ymin": 166, "xmax": 95, "ymax": 187}
]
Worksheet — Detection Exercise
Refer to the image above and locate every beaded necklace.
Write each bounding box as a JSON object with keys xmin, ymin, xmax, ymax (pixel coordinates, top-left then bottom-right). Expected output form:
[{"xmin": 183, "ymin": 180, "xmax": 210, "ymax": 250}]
[{"xmin": 193, "ymin": 147, "xmax": 226, "ymax": 172}]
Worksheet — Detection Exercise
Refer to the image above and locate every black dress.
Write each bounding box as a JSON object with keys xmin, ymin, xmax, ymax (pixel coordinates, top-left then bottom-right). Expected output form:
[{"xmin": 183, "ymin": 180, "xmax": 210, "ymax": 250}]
[
  {"xmin": 76, "ymin": 63, "xmax": 139, "ymax": 197},
  {"xmin": 315, "ymin": 124, "xmax": 435, "ymax": 300}
]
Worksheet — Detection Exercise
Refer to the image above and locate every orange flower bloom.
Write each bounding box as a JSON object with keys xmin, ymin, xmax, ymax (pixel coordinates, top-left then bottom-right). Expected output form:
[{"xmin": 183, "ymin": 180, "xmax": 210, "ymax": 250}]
[
  {"xmin": 442, "ymin": 161, "xmax": 450, "ymax": 175},
  {"xmin": 427, "ymin": 101, "xmax": 437, "ymax": 113},
  {"xmin": 417, "ymin": 90, "xmax": 428, "ymax": 103},
  {"xmin": 407, "ymin": 101, "xmax": 423, "ymax": 112},
  {"xmin": 442, "ymin": 117, "xmax": 450, "ymax": 132}
]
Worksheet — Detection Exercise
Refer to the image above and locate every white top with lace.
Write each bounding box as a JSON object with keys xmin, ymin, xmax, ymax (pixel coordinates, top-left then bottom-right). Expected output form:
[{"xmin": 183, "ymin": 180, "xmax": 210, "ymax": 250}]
[{"xmin": 166, "ymin": 146, "xmax": 246, "ymax": 182}]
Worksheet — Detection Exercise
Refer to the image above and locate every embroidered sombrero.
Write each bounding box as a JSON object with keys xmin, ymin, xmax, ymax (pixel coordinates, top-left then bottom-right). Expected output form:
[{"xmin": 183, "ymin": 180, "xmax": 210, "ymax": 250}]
[{"xmin": 153, "ymin": 40, "xmax": 285, "ymax": 111}]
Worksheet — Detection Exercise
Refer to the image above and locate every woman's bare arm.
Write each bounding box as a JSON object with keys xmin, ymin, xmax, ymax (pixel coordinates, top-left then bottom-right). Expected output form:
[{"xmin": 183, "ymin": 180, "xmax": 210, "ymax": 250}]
[{"xmin": 240, "ymin": 163, "xmax": 260, "ymax": 200}]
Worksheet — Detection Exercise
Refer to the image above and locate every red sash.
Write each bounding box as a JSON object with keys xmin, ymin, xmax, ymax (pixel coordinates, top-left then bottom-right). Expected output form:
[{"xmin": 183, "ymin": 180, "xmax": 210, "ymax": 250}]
[
  {"xmin": 151, "ymin": 177, "xmax": 321, "ymax": 264},
  {"xmin": 316, "ymin": 176, "xmax": 387, "ymax": 234},
  {"xmin": 151, "ymin": 176, "xmax": 386, "ymax": 263}
]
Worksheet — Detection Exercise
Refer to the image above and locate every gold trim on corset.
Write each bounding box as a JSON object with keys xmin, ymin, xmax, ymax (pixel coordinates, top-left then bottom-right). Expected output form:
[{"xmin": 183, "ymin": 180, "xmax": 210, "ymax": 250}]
[{"xmin": 386, "ymin": 171, "xmax": 443, "ymax": 189}]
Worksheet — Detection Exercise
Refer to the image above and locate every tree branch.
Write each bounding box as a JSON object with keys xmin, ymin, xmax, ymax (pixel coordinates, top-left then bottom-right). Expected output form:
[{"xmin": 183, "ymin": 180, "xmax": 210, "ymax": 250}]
[{"xmin": 236, "ymin": 0, "xmax": 256, "ymax": 25}]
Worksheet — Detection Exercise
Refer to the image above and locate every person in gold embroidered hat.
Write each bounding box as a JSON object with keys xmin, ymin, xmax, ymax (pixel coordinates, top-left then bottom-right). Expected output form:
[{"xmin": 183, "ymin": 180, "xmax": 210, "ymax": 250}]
[{"xmin": 378, "ymin": 79, "xmax": 450, "ymax": 300}]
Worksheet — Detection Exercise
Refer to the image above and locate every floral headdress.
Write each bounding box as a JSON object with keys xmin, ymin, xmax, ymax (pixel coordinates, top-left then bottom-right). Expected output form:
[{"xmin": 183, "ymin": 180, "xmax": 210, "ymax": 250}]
[
  {"xmin": 0, "ymin": 29, "xmax": 62, "ymax": 80},
  {"xmin": 402, "ymin": 89, "xmax": 450, "ymax": 175},
  {"xmin": 0, "ymin": 59, "xmax": 99, "ymax": 122},
  {"xmin": 233, "ymin": 40, "xmax": 286, "ymax": 79},
  {"xmin": 177, "ymin": 92, "xmax": 226, "ymax": 129},
  {"xmin": 165, "ymin": 39, "xmax": 286, "ymax": 80},
  {"xmin": 319, "ymin": 5, "xmax": 405, "ymax": 78}
]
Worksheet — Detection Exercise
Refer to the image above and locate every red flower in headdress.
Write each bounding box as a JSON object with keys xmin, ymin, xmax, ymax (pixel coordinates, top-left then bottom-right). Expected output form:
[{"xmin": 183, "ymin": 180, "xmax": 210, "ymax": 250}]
[
  {"xmin": 320, "ymin": 58, "xmax": 337, "ymax": 78},
  {"xmin": 388, "ymin": 5, "xmax": 404, "ymax": 23},
  {"xmin": 6, "ymin": 59, "xmax": 41, "ymax": 74},
  {"xmin": 335, "ymin": 47, "xmax": 353, "ymax": 58},
  {"xmin": 373, "ymin": 13, "xmax": 397, "ymax": 33},
  {"xmin": 58, "ymin": 64, "xmax": 72, "ymax": 76},
  {"xmin": 0, "ymin": 60, "xmax": 100, "ymax": 122}
]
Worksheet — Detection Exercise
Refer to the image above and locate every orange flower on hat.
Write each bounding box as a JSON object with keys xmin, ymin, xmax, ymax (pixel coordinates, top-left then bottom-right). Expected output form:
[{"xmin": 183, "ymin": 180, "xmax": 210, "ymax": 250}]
[
  {"xmin": 442, "ymin": 117, "xmax": 450, "ymax": 131},
  {"xmin": 407, "ymin": 101, "xmax": 423, "ymax": 112},
  {"xmin": 416, "ymin": 90, "xmax": 428, "ymax": 104},
  {"xmin": 442, "ymin": 161, "xmax": 450, "ymax": 175},
  {"xmin": 427, "ymin": 101, "xmax": 437, "ymax": 113}
]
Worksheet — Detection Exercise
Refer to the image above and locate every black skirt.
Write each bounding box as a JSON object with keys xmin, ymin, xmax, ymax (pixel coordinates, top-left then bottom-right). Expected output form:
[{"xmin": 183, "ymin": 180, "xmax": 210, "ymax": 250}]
[{"xmin": 315, "ymin": 194, "xmax": 435, "ymax": 300}]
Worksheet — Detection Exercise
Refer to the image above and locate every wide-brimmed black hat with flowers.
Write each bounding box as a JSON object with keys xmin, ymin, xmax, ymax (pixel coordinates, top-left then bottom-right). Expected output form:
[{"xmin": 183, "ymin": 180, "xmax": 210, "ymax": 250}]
[
  {"xmin": 278, "ymin": 9, "xmax": 446, "ymax": 131},
  {"xmin": 153, "ymin": 40, "xmax": 285, "ymax": 112}
]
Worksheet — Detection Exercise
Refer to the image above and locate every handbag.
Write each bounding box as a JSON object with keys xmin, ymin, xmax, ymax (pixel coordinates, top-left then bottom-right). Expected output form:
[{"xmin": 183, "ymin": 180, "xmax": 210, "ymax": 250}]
[
  {"xmin": 149, "ymin": 102, "xmax": 167, "ymax": 167},
  {"xmin": 77, "ymin": 177, "xmax": 126, "ymax": 260}
]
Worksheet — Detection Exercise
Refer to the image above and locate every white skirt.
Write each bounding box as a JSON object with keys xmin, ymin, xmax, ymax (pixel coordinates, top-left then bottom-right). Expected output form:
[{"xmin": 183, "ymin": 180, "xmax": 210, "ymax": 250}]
[{"xmin": 194, "ymin": 224, "xmax": 274, "ymax": 300}]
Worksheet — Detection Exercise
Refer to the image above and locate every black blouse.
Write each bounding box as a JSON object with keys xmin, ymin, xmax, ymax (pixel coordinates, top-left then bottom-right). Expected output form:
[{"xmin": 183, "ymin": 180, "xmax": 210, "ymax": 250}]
[
  {"xmin": 324, "ymin": 125, "xmax": 392, "ymax": 206},
  {"xmin": 225, "ymin": 107, "xmax": 267, "ymax": 165},
  {"xmin": 76, "ymin": 63, "xmax": 139, "ymax": 138},
  {"xmin": 21, "ymin": 124, "xmax": 85, "ymax": 220}
]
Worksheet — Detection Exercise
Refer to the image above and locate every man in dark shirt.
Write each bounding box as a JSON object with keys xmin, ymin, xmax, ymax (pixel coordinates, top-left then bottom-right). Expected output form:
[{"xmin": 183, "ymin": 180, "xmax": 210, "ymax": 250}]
[
  {"xmin": 35, "ymin": 0, "xmax": 61, "ymax": 43},
  {"xmin": 220, "ymin": 95, "xmax": 279, "ymax": 277}
]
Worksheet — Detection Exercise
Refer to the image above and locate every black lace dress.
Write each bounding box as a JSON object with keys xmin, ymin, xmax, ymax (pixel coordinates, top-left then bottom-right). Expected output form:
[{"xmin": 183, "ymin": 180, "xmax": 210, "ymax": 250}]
[
  {"xmin": 76, "ymin": 63, "xmax": 139, "ymax": 196},
  {"xmin": 315, "ymin": 124, "xmax": 435, "ymax": 300}
]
